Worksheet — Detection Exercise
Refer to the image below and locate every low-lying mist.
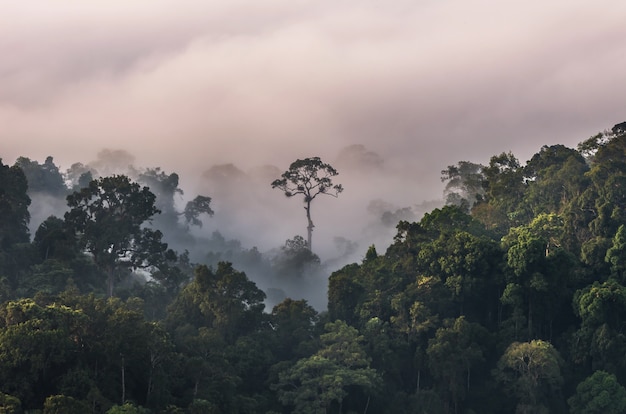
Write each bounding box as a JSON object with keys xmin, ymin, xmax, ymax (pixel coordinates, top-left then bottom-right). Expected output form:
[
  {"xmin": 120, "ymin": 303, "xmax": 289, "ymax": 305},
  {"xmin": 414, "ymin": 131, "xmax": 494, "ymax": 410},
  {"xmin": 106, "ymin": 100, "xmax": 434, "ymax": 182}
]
[{"xmin": 17, "ymin": 144, "xmax": 444, "ymax": 311}]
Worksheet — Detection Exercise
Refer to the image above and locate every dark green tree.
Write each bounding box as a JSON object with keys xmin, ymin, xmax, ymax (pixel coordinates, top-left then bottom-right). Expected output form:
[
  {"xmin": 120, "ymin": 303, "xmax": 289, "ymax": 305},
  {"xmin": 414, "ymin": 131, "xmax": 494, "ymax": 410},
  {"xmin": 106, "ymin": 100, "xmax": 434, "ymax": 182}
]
[
  {"xmin": 327, "ymin": 263, "xmax": 366, "ymax": 326},
  {"xmin": 522, "ymin": 145, "xmax": 589, "ymax": 218},
  {"xmin": 0, "ymin": 392, "xmax": 21, "ymax": 414},
  {"xmin": 572, "ymin": 280, "xmax": 626, "ymax": 376},
  {"xmin": 429, "ymin": 230, "xmax": 502, "ymax": 320},
  {"xmin": 494, "ymin": 339, "xmax": 564, "ymax": 414},
  {"xmin": 606, "ymin": 225, "xmax": 626, "ymax": 282},
  {"xmin": 167, "ymin": 263, "xmax": 266, "ymax": 342},
  {"xmin": 64, "ymin": 175, "xmax": 168, "ymax": 296},
  {"xmin": 578, "ymin": 129, "xmax": 626, "ymax": 239},
  {"xmin": 568, "ymin": 370, "xmax": 626, "ymax": 414},
  {"xmin": 474, "ymin": 152, "xmax": 526, "ymax": 234},
  {"xmin": 0, "ymin": 159, "xmax": 32, "ymax": 298},
  {"xmin": 32, "ymin": 216, "xmax": 76, "ymax": 262},
  {"xmin": 274, "ymin": 320, "xmax": 380, "ymax": 414},
  {"xmin": 270, "ymin": 298, "xmax": 319, "ymax": 361},
  {"xmin": 0, "ymin": 159, "xmax": 31, "ymax": 248},
  {"xmin": 43, "ymin": 394, "xmax": 89, "ymax": 414},
  {"xmin": 501, "ymin": 213, "xmax": 577, "ymax": 341},
  {"xmin": 105, "ymin": 402, "xmax": 150, "ymax": 414},
  {"xmin": 426, "ymin": 316, "xmax": 488, "ymax": 413},
  {"xmin": 166, "ymin": 263, "xmax": 267, "ymax": 411},
  {"xmin": 0, "ymin": 298, "xmax": 88, "ymax": 409}
]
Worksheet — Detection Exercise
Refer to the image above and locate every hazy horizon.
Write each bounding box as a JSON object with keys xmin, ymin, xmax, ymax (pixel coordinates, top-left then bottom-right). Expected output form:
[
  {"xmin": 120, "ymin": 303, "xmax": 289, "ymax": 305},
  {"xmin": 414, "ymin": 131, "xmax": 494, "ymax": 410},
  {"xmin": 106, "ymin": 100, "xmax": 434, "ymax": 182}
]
[
  {"xmin": 3, "ymin": 2, "xmax": 625, "ymax": 175},
  {"xmin": 3, "ymin": 1, "xmax": 626, "ymax": 308}
]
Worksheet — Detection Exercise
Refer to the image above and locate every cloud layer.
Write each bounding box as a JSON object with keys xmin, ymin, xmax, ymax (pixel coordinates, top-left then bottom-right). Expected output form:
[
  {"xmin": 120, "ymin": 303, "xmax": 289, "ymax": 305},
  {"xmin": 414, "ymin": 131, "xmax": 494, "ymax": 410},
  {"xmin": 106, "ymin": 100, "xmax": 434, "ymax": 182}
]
[{"xmin": 2, "ymin": 0, "xmax": 626, "ymax": 254}]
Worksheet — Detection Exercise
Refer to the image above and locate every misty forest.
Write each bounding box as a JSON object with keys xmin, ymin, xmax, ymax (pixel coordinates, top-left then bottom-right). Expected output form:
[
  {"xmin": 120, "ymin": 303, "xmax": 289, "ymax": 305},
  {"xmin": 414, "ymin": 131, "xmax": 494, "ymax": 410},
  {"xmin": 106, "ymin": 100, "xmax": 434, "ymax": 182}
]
[{"xmin": 1, "ymin": 122, "xmax": 626, "ymax": 414}]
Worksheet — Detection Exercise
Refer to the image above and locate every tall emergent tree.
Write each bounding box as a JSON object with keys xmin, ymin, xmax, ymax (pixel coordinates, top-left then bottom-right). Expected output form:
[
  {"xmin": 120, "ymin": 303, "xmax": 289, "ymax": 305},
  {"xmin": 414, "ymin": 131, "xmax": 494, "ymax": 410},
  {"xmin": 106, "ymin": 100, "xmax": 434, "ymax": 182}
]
[
  {"xmin": 64, "ymin": 175, "xmax": 169, "ymax": 296},
  {"xmin": 271, "ymin": 157, "xmax": 343, "ymax": 250}
]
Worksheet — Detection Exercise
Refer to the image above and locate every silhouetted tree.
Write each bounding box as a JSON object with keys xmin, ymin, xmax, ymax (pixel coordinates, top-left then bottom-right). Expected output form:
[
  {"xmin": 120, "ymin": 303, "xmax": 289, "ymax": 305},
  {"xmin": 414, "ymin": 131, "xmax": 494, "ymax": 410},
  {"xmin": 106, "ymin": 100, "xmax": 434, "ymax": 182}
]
[
  {"xmin": 0, "ymin": 159, "xmax": 31, "ymax": 248},
  {"xmin": 64, "ymin": 175, "xmax": 168, "ymax": 296},
  {"xmin": 271, "ymin": 157, "xmax": 343, "ymax": 250},
  {"xmin": 182, "ymin": 196, "xmax": 214, "ymax": 228},
  {"xmin": 15, "ymin": 156, "xmax": 67, "ymax": 197}
]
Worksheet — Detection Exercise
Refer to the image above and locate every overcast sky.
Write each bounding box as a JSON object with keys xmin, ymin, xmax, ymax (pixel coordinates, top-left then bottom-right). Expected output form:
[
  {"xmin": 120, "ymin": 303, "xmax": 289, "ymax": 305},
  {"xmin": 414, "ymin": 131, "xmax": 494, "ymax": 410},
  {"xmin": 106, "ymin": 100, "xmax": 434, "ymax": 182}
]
[{"xmin": 2, "ymin": 1, "xmax": 626, "ymax": 203}]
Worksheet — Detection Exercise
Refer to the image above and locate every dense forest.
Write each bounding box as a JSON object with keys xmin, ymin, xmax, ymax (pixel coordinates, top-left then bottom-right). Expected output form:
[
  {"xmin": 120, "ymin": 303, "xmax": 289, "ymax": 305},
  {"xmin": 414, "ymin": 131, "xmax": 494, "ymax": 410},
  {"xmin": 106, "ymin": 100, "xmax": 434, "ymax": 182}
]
[{"xmin": 1, "ymin": 122, "xmax": 626, "ymax": 413}]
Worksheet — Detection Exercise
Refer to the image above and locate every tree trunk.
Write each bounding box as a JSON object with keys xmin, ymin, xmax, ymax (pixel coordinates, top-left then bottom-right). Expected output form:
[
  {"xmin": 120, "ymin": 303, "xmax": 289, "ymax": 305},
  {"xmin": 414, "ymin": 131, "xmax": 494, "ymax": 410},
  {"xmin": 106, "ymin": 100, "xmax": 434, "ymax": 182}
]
[
  {"xmin": 146, "ymin": 366, "xmax": 153, "ymax": 405},
  {"xmin": 528, "ymin": 294, "xmax": 532, "ymax": 339},
  {"xmin": 107, "ymin": 267, "xmax": 115, "ymax": 298},
  {"xmin": 417, "ymin": 369, "xmax": 421, "ymax": 393},
  {"xmin": 121, "ymin": 354, "xmax": 126, "ymax": 404},
  {"xmin": 305, "ymin": 201, "xmax": 314, "ymax": 251}
]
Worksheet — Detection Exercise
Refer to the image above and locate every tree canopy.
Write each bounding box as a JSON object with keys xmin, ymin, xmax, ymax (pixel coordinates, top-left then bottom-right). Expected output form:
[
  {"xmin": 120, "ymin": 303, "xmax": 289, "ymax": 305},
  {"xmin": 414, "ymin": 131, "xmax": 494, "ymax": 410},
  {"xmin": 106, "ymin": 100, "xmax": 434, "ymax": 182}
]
[
  {"xmin": 1, "ymin": 122, "xmax": 626, "ymax": 412},
  {"xmin": 64, "ymin": 175, "xmax": 168, "ymax": 296}
]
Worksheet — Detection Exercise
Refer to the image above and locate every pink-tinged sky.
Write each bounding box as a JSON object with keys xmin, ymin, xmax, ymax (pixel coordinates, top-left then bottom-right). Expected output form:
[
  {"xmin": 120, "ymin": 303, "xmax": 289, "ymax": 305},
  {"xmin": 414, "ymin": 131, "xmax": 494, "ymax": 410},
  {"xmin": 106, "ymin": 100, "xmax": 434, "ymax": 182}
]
[{"xmin": 2, "ymin": 1, "xmax": 626, "ymax": 202}]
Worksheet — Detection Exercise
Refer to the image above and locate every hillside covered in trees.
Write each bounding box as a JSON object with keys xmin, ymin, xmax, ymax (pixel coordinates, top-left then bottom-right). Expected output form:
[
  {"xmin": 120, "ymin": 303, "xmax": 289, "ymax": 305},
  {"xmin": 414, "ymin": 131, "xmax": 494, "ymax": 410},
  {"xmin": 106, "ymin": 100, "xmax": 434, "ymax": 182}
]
[{"xmin": 1, "ymin": 123, "xmax": 626, "ymax": 413}]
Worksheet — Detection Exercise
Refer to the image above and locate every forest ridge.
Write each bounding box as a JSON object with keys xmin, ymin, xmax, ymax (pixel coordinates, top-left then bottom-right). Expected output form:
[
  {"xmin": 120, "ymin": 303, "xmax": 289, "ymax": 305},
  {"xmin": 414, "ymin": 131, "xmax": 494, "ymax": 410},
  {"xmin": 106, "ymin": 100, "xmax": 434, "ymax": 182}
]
[{"xmin": 0, "ymin": 123, "xmax": 625, "ymax": 413}]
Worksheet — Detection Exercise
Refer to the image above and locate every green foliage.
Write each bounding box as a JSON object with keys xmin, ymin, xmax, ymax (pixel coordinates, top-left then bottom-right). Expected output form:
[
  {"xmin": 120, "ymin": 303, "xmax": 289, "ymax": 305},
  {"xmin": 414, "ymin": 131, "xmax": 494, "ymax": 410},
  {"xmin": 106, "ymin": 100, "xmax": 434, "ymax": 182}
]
[
  {"xmin": 274, "ymin": 320, "xmax": 380, "ymax": 414},
  {"xmin": 106, "ymin": 402, "xmax": 150, "ymax": 414},
  {"xmin": 477, "ymin": 151, "xmax": 526, "ymax": 233},
  {"xmin": 0, "ymin": 392, "xmax": 21, "ymax": 414},
  {"xmin": 43, "ymin": 394, "xmax": 89, "ymax": 414},
  {"xmin": 572, "ymin": 280, "xmax": 626, "ymax": 375},
  {"xmin": 426, "ymin": 317, "xmax": 488, "ymax": 412},
  {"xmin": 441, "ymin": 161, "xmax": 485, "ymax": 210},
  {"xmin": 33, "ymin": 216, "xmax": 77, "ymax": 262},
  {"xmin": 164, "ymin": 263, "xmax": 269, "ymax": 411},
  {"xmin": 606, "ymin": 225, "xmax": 626, "ymax": 282},
  {"xmin": 568, "ymin": 370, "xmax": 626, "ymax": 414},
  {"xmin": 0, "ymin": 299, "xmax": 88, "ymax": 407},
  {"xmin": 4, "ymin": 122, "xmax": 626, "ymax": 413},
  {"xmin": 21, "ymin": 259, "xmax": 76, "ymax": 297},
  {"xmin": 0, "ymin": 159, "xmax": 31, "ymax": 248},
  {"xmin": 168, "ymin": 263, "xmax": 266, "ymax": 341},
  {"xmin": 494, "ymin": 340, "xmax": 564, "ymax": 413},
  {"xmin": 187, "ymin": 399, "xmax": 220, "ymax": 414},
  {"xmin": 270, "ymin": 298, "xmax": 319, "ymax": 360},
  {"xmin": 501, "ymin": 213, "xmax": 578, "ymax": 340},
  {"xmin": 64, "ymin": 175, "xmax": 167, "ymax": 296},
  {"xmin": 580, "ymin": 131, "xmax": 626, "ymax": 238},
  {"xmin": 522, "ymin": 145, "xmax": 589, "ymax": 217},
  {"xmin": 0, "ymin": 290, "xmax": 184, "ymax": 411},
  {"xmin": 327, "ymin": 263, "xmax": 366, "ymax": 326}
]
